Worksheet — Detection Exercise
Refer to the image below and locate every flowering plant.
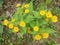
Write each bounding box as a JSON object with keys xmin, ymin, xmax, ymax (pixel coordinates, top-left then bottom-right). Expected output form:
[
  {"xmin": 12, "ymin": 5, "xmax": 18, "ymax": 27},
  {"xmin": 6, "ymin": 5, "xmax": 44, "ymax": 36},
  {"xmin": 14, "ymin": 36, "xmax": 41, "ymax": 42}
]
[
  {"xmin": 0, "ymin": 1, "xmax": 59, "ymax": 45},
  {"xmin": 3, "ymin": 1, "xmax": 58, "ymax": 40}
]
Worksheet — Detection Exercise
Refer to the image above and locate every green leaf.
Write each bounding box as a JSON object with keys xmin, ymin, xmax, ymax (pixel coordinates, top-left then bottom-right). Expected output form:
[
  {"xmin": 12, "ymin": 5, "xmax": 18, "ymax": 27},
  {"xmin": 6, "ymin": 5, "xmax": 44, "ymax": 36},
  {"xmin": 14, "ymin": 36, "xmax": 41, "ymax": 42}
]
[
  {"xmin": 29, "ymin": 1, "xmax": 34, "ymax": 11},
  {"xmin": 15, "ymin": 7, "xmax": 21, "ymax": 15},
  {"xmin": 20, "ymin": 27, "xmax": 27, "ymax": 37},
  {"xmin": 9, "ymin": 43, "xmax": 13, "ymax": 45},
  {"xmin": 46, "ymin": 0, "xmax": 52, "ymax": 5},
  {"xmin": 0, "ymin": 34, "xmax": 2, "ymax": 40},
  {"xmin": 39, "ymin": 28, "xmax": 56, "ymax": 34},
  {"xmin": 22, "ymin": 27, "xmax": 27, "ymax": 34},
  {"xmin": 0, "ymin": 0, "xmax": 3, "ymax": 7},
  {"xmin": 33, "ymin": 11, "xmax": 41, "ymax": 19},
  {"xmin": 38, "ymin": 3, "xmax": 47, "ymax": 10},
  {"xmin": 46, "ymin": 39, "xmax": 56, "ymax": 45},
  {"xmin": 31, "ymin": 31, "xmax": 39, "ymax": 35},
  {"xmin": 24, "ymin": 15, "xmax": 34, "ymax": 23},
  {"xmin": 0, "ymin": 25, "xmax": 3, "ymax": 34},
  {"xmin": 55, "ymin": 44, "xmax": 60, "ymax": 45},
  {"xmin": 30, "ymin": 21, "xmax": 36, "ymax": 27},
  {"xmin": 38, "ymin": 20, "xmax": 47, "ymax": 26}
]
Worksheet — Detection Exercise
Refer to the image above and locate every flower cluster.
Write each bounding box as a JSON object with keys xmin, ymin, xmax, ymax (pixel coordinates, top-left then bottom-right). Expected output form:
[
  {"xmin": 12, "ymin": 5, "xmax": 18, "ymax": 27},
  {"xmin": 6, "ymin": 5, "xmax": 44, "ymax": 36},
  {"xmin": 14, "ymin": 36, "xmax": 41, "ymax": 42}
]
[
  {"xmin": 3, "ymin": 2, "xmax": 58, "ymax": 41},
  {"xmin": 35, "ymin": 33, "xmax": 49, "ymax": 40},
  {"xmin": 3, "ymin": 19, "xmax": 19, "ymax": 33},
  {"xmin": 24, "ymin": 4, "xmax": 29, "ymax": 14},
  {"xmin": 40, "ymin": 10, "xmax": 58, "ymax": 23}
]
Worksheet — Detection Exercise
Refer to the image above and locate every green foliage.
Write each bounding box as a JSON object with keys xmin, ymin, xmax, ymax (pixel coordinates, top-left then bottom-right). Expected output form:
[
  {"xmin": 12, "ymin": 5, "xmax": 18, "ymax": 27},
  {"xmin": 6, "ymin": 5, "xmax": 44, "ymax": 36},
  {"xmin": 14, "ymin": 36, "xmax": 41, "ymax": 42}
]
[
  {"xmin": 8, "ymin": 1, "xmax": 57, "ymax": 40},
  {"xmin": 52, "ymin": 7, "xmax": 60, "ymax": 15},
  {"xmin": 0, "ymin": 0, "xmax": 3, "ymax": 7},
  {"xmin": 0, "ymin": 0, "xmax": 60, "ymax": 45},
  {"xmin": 46, "ymin": 0, "xmax": 52, "ymax": 5},
  {"xmin": 0, "ymin": 25, "xmax": 3, "ymax": 34}
]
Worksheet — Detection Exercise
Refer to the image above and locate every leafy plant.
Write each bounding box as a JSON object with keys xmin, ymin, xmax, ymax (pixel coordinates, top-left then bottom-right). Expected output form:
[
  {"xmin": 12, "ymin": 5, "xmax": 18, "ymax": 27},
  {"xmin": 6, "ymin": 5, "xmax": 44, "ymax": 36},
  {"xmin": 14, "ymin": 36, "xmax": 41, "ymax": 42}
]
[{"xmin": 0, "ymin": 0, "xmax": 60, "ymax": 45}]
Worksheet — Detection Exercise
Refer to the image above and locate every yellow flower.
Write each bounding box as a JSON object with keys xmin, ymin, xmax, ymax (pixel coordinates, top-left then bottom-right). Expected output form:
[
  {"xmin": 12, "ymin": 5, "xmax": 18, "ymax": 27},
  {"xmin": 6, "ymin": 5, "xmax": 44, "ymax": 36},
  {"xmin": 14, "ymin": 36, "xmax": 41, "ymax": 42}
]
[
  {"xmin": 25, "ymin": 9, "xmax": 29, "ymax": 14},
  {"xmin": 35, "ymin": 34, "xmax": 41, "ymax": 40},
  {"xmin": 3, "ymin": 19, "xmax": 8, "ymax": 25},
  {"xmin": 40, "ymin": 10, "xmax": 45, "ymax": 15},
  {"xmin": 12, "ymin": 19, "xmax": 15, "ymax": 23},
  {"xmin": 24, "ymin": 4, "xmax": 29, "ymax": 8},
  {"xmin": 43, "ymin": 33, "xmax": 49, "ymax": 39},
  {"xmin": 16, "ymin": 3, "xmax": 21, "ymax": 8},
  {"xmin": 33, "ymin": 26, "xmax": 39, "ymax": 31},
  {"xmin": 46, "ymin": 11, "xmax": 52, "ymax": 18},
  {"xmin": 14, "ymin": 27, "xmax": 19, "ymax": 33},
  {"xmin": 52, "ymin": 15, "xmax": 58, "ymax": 22},
  {"xmin": 28, "ymin": 27, "xmax": 31, "ymax": 34},
  {"xmin": 19, "ymin": 21, "xmax": 26, "ymax": 27},
  {"xmin": 9, "ymin": 23, "xmax": 13, "ymax": 29}
]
